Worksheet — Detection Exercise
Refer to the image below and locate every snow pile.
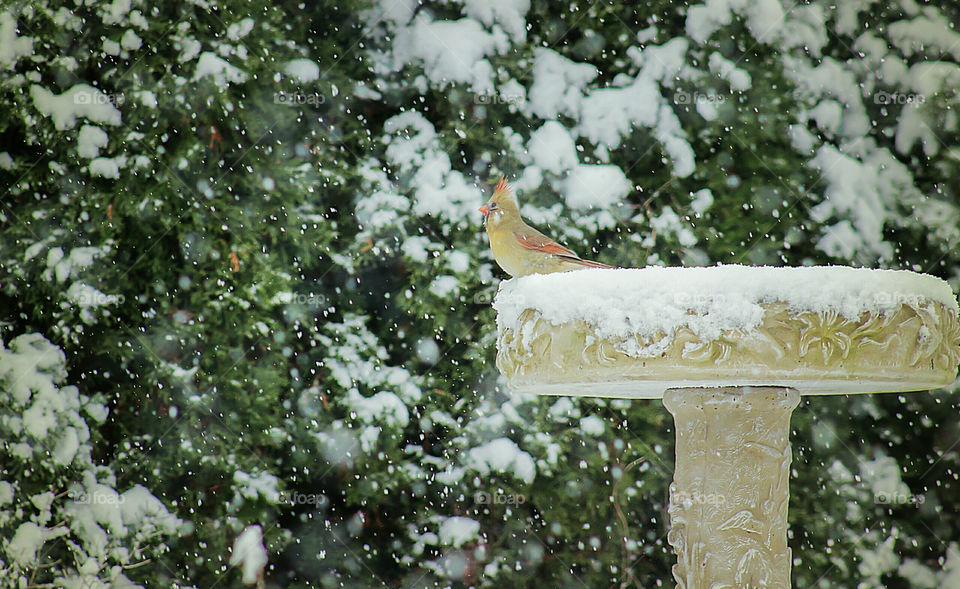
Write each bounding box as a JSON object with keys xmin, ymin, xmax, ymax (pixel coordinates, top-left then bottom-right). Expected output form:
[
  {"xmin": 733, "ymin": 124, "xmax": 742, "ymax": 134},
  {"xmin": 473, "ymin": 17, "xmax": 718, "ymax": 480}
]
[
  {"xmin": 76, "ymin": 124, "xmax": 109, "ymax": 158},
  {"xmin": 649, "ymin": 207, "xmax": 698, "ymax": 247},
  {"xmin": 230, "ymin": 525, "xmax": 268, "ymax": 585},
  {"xmin": 89, "ymin": 156, "xmax": 122, "ymax": 178},
  {"xmin": 194, "ymin": 51, "xmax": 247, "ymax": 89},
  {"xmin": 461, "ymin": 0, "xmax": 530, "ymax": 39},
  {"xmin": 690, "ymin": 188, "xmax": 714, "ymax": 216},
  {"xmin": 120, "ymin": 29, "xmax": 142, "ymax": 50},
  {"xmin": 676, "ymin": 0, "xmax": 960, "ymax": 264},
  {"xmin": 8, "ymin": 522, "xmax": 67, "ymax": 565},
  {"xmin": 366, "ymin": 9, "xmax": 700, "ymax": 222},
  {"xmin": 527, "ymin": 48, "xmax": 598, "ymax": 120},
  {"xmin": 0, "ymin": 12, "xmax": 33, "ymax": 68},
  {"xmin": 495, "ymin": 266, "xmax": 958, "ymax": 356},
  {"xmin": 710, "ymin": 1, "xmax": 960, "ymax": 263},
  {"xmin": 579, "ymin": 415, "xmax": 605, "ymax": 436},
  {"xmin": 0, "ymin": 333, "xmax": 96, "ymax": 466},
  {"xmin": 346, "ymin": 391, "xmax": 410, "ymax": 428},
  {"xmin": 226, "ymin": 17, "xmax": 255, "ymax": 40},
  {"xmin": 64, "ymin": 477, "xmax": 183, "ymax": 564},
  {"xmin": 467, "ymin": 438, "xmax": 536, "ymax": 484},
  {"xmin": 685, "ymin": 0, "xmax": 800, "ymax": 46},
  {"xmin": 527, "ymin": 121, "xmax": 579, "ymax": 175},
  {"xmin": 562, "ymin": 165, "xmax": 632, "ymax": 210},
  {"xmin": 285, "ymin": 58, "xmax": 319, "ymax": 82},
  {"xmin": 887, "ymin": 13, "xmax": 960, "ymax": 61},
  {"xmin": 389, "ymin": 16, "xmax": 509, "ymax": 94},
  {"xmin": 429, "ymin": 275, "xmax": 461, "ymax": 298},
  {"xmin": 858, "ymin": 536, "xmax": 899, "ymax": 581},
  {"xmin": 708, "ymin": 52, "xmax": 751, "ymax": 91},
  {"xmin": 437, "ymin": 516, "xmax": 480, "ymax": 548},
  {"xmin": 523, "ymin": 39, "xmax": 696, "ymax": 179},
  {"xmin": 35, "ymin": 244, "xmax": 108, "ymax": 282},
  {"xmin": 345, "ymin": 389, "xmax": 410, "ymax": 451},
  {"xmin": 234, "ymin": 470, "xmax": 283, "ymax": 503},
  {"xmin": 860, "ymin": 455, "xmax": 912, "ymax": 502},
  {"xmin": 354, "ymin": 162, "xmax": 412, "ymax": 235},
  {"xmin": 30, "ymin": 84, "xmax": 122, "ymax": 130}
]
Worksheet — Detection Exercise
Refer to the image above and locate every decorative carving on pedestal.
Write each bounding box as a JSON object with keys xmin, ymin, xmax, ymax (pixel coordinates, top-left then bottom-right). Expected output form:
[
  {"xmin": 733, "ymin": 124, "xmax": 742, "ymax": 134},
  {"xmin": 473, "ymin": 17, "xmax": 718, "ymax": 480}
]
[
  {"xmin": 496, "ymin": 300, "xmax": 960, "ymax": 396},
  {"xmin": 663, "ymin": 387, "xmax": 800, "ymax": 589}
]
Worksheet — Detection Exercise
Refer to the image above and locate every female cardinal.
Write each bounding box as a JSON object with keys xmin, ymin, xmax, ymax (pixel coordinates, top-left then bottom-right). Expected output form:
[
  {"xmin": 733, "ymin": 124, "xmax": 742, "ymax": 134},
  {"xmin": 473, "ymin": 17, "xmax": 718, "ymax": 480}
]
[{"xmin": 479, "ymin": 177, "xmax": 613, "ymax": 277}]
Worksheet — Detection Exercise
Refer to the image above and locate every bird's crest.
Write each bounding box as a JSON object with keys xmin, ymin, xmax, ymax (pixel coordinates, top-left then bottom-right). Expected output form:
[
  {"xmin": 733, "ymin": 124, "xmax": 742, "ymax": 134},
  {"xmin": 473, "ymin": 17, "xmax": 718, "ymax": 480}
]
[
  {"xmin": 492, "ymin": 176, "xmax": 516, "ymax": 204},
  {"xmin": 487, "ymin": 175, "xmax": 519, "ymax": 213}
]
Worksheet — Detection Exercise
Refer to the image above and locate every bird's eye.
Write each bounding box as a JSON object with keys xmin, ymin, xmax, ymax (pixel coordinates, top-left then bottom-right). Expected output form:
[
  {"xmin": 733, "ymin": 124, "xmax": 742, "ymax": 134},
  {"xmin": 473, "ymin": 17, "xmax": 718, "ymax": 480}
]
[{"xmin": 489, "ymin": 203, "xmax": 499, "ymax": 211}]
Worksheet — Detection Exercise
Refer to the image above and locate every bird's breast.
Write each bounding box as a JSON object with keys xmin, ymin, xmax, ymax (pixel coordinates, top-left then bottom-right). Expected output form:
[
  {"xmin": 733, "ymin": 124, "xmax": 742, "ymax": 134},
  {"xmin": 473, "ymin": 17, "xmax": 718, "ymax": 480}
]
[{"xmin": 487, "ymin": 229, "xmax": 525, "ymax": 276}]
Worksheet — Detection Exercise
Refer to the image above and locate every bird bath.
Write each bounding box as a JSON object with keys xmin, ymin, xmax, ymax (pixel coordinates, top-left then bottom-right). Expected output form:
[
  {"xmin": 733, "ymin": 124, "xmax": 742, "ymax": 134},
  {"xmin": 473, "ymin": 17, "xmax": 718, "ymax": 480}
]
[{"xmin": 492, "ymin": 265, "xmax": 960, "ymax": 587}]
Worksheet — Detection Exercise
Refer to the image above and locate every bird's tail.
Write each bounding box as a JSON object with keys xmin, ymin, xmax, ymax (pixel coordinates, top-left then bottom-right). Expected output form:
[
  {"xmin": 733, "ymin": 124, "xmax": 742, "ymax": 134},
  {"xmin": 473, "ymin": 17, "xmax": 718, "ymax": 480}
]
[{"xmin": 559, "ymin": 255, "xmax": 615, "ymax": 269}]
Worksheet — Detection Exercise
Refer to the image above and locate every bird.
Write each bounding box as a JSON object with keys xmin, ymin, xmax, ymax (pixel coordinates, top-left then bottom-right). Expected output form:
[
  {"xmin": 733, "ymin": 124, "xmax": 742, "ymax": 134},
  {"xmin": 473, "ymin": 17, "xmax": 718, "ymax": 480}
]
[{"xmin": 479, "ymin": 177, "xmax": 613, "ymax": 277}]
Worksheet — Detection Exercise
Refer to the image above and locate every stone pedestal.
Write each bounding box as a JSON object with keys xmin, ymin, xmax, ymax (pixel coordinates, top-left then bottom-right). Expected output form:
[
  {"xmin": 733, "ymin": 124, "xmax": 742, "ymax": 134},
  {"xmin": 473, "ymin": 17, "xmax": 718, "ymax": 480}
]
[{"xmin": 663, "ymin": 387, "xmax": 799, "ymax": 588}]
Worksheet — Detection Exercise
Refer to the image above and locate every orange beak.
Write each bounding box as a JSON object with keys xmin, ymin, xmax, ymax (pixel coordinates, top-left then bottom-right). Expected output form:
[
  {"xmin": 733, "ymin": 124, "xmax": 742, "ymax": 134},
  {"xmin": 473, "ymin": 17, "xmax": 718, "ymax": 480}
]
[{"xmin": 478, "ymin": 205, "xmax": 490, "ymax": 216}]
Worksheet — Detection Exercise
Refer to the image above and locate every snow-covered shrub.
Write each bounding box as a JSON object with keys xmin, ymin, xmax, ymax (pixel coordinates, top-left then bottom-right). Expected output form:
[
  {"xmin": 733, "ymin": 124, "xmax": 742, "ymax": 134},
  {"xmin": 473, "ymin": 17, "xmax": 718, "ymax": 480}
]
[{"xmin": 0, "ymin": 333, "xmax": 183, "ymax": 586}]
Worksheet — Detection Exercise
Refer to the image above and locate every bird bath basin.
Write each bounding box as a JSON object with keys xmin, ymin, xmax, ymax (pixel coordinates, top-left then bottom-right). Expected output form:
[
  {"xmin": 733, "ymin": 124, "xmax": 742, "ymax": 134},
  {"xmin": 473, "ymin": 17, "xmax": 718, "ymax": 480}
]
[{"xmin": 492, "ymin": 265, "xmax": 960, "ymax": 587}]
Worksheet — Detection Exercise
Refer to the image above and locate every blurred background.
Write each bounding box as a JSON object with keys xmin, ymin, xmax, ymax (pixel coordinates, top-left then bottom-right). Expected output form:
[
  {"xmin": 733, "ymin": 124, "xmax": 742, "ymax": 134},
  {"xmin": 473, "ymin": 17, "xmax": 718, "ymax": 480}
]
[{"xmin": 1, "ymin": 0, "xmax": 959, "ymax": 586}]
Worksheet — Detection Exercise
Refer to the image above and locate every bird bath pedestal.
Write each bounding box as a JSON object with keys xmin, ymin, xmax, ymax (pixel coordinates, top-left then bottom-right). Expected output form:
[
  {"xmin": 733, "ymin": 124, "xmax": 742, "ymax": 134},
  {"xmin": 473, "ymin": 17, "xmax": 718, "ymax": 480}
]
[{"xmin": 492, "ymin": 266, "xmax": 960, "ymax": 588}]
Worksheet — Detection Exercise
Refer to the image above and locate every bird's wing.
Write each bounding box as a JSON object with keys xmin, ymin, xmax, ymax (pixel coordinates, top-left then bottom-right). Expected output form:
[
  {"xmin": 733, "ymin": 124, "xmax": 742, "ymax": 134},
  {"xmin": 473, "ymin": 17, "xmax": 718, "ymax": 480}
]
[{"xmin": 513, "ymin": 230, "xmax": 578, "ymax": 257}]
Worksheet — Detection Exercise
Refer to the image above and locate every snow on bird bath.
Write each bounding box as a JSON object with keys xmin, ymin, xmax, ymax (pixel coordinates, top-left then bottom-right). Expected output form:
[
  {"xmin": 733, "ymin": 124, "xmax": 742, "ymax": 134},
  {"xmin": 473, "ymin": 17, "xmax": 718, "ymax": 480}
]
[
  {"xmin": 495, "ymin": 265, "xmax": 959, "ymax": 351},
  {"xmin": 493, "ymin": 265, "xmax": 960, "ymax": 398}
]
